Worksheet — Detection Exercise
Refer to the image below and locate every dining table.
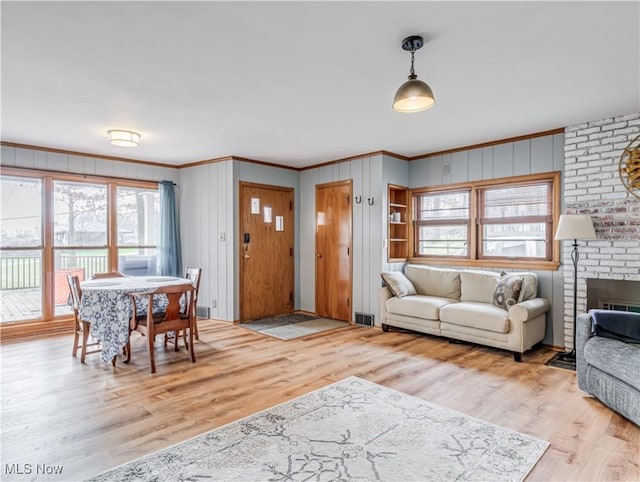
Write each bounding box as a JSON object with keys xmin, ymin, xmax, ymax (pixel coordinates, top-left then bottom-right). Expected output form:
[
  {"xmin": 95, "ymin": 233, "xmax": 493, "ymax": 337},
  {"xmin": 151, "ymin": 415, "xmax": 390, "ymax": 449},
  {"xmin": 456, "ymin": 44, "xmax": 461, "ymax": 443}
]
[{"xmin": 80, "ymin": 275, "xmax": 194, "ymax": 362}]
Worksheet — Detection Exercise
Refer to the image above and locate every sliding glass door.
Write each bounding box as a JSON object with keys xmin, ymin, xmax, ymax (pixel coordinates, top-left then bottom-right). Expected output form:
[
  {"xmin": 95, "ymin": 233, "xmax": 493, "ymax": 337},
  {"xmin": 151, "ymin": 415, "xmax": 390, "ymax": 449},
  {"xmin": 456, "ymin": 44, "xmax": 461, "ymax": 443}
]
[
  {"xmin": 0, "ymin": 168, "xmax": 159, "ymax": 325},
  {"xmin": 0, "ymin": 176, "xmax": 43, "ymax": 322},
  {"xmin": 52, "ymin": 180, "xmax": 108, "ymax": 316}
]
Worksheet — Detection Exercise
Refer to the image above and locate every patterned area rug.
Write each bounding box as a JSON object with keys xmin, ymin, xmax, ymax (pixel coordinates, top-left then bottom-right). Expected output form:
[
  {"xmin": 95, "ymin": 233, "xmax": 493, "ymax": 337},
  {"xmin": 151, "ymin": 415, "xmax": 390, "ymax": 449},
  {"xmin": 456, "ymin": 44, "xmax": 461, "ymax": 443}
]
[
  {"xmin": 238, "ymin": 313, "xmax": 349, "ymax": 340},
  {"xmin": 87, "ymin": 377, "xmax": 549, "ymax": 482}
]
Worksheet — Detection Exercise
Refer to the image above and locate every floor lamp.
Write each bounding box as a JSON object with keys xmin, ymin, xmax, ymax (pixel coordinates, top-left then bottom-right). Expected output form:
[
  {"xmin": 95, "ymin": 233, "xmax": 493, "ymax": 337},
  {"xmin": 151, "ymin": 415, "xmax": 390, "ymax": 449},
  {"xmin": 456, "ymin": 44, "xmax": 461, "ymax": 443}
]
[{"xmin": 548, "ymin": 214, "xmax": 597, "ymax": 370}]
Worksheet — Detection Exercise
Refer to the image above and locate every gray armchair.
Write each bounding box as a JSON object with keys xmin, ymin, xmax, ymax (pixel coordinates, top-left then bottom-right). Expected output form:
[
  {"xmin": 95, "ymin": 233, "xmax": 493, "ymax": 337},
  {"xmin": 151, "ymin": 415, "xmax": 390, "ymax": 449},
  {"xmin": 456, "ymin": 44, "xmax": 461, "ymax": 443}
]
[{"xmin": 576, "ymin": 311, "xmax": 640, "ymax": 426}]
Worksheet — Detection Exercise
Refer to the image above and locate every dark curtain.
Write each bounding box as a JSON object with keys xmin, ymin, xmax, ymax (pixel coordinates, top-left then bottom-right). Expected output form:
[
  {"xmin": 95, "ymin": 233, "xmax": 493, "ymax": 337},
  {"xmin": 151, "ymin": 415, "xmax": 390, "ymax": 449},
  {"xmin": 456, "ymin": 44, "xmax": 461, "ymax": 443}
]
[{"xmin": 158, "ymin": 181, "xmax": 182, "ymax": 277}]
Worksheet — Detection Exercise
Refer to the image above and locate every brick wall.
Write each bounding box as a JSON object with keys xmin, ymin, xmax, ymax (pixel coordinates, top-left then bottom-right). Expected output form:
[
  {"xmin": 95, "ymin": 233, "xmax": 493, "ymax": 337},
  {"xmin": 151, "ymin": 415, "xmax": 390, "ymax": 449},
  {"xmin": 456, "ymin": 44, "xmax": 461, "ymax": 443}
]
[{"xmin": 562, "ymin": 112, "xmax": 640, "ymax": 350}]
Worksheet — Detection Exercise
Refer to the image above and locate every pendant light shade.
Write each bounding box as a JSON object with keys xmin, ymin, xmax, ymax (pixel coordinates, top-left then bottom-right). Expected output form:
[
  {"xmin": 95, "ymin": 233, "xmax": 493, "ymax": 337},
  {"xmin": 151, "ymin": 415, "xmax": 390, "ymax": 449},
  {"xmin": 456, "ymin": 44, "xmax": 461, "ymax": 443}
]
[
  {"xmin": 393, "ymin": 75, "xmax": 435, "ymax": 112},
  {"xmin": 392, "ymin": 36, "xmax": 435, "ymax": 113}
]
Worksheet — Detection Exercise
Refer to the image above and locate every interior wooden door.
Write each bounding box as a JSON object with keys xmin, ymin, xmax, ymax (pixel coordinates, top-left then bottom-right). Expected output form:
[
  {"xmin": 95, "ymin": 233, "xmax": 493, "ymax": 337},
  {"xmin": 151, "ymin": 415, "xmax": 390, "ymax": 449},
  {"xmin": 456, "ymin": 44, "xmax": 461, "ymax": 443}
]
[
  {"xmin": 240, "ymin": 183, "xmax": 294, "ymax": 321},
  {"xmin": 315, "ymin": 180, "xmax": 352, "ymax": 322}
]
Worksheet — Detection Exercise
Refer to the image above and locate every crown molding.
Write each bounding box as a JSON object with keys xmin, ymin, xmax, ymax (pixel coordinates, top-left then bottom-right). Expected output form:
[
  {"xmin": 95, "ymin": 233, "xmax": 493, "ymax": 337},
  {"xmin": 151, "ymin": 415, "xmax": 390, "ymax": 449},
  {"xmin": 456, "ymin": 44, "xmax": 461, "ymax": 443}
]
[
  {"xmin": 2, "ymin": 127, "xmax": 565, "ymax": 174},
  {"xmin": 299, "ymin": 150, "xmax": 409, "ymax": 171},
  {"xmin": 406, "ymin": 128, "xmax": 565, "ymax": 160},
  {"xmin": 0, "ymin": 141, "xmax": 171, "ymax": 168},
  {"xmin": 181, "ymin": 155, "xmax": 300, "ymax": 171}
]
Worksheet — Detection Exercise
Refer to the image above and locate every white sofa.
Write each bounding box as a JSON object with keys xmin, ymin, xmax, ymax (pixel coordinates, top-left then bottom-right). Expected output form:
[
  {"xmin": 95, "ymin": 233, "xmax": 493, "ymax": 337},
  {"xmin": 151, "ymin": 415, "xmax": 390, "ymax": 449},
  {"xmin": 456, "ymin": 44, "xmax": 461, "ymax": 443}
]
[{"xmin": 379, "ymin": 265, "xmax": 551, "ymax": 361}]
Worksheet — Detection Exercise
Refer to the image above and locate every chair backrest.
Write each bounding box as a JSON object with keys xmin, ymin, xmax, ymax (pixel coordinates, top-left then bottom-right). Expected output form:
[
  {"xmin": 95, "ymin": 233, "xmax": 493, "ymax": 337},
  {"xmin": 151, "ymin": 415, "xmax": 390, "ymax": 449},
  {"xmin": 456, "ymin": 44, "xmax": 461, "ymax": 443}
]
[
  {"xmin": 185, "ymin": 267, "xmax": 202, "ymax": 298},
  {"xmin": 67, "ymin": 274, "xmax": 82, "ymax": 315},
  {"xmin": 161, "ymin": 283, "xmax": 194, "ymax": 320},
  {"xmin": 133, "ymin": 283, "xmax": 195, "ymax": 329},
  {"xmin": 92, "ymin": 271, "xmax": 125, "ymax": 280}
]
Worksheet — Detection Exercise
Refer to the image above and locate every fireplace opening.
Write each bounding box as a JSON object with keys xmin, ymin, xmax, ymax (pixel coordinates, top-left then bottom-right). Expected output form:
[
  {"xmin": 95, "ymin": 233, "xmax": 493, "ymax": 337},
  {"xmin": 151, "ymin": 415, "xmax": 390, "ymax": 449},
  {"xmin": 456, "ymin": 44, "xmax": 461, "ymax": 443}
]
[{"xmin": 587, "ymin": 279, "xmax": 640, "ymax": 313}]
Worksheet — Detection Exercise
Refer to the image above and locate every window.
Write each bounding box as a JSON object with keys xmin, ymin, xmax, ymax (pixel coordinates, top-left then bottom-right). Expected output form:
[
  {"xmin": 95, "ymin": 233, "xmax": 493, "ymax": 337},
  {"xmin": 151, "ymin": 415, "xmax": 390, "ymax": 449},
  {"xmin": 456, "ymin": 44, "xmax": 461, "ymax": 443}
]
[
  {"xmin": 116, "ymin": 187, "xmax": 159, "ymax": 276},
  {"xmin": 414, "ymin": 190, "xmax": 470, "ymax": 257},
  {"xmin": 0, "ymin": 168, "xmax": 158, "ymax": 324},
  {"xmin": 478, "ymin": 182, "xmax": 553, "ymax": 260},
  {"xmin": 411, "ymin": 172, "xmax": 559, "ymax": 266}
]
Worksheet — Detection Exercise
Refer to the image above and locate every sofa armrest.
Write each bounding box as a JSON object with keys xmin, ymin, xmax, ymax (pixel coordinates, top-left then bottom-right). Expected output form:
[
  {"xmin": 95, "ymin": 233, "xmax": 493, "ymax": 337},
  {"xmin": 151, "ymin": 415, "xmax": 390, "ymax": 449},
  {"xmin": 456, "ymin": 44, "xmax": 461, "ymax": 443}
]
[
  {"xmin": 379, "ymin": 286, "xmax": 393, "ymax": 325},
  {"xmin": 508, "ymin": 297, "xmax": 551, "ymax": 323},
  {"xmin": 576, "ymin": 313, "xmax": 593, "ymax": 391}
]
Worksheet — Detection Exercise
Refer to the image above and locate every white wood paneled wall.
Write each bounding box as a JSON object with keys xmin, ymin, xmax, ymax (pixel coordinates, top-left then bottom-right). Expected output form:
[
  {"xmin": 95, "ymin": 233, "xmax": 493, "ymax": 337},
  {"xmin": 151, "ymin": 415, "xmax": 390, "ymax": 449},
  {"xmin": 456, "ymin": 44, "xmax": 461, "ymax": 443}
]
[
  {"xmin": 408, "ymin": 133, "xmax": 566, "ymax": 346},
  {"xmin": 179, "ymin": 160, "xmax": 234, "ymax": 322},
  {"xmin": 0, "ymin": 146, "xmax": 179, "ymax": 182},
  {"xmin": 409, "ymin": 135, "xmax": 564, "ymax": 187}
]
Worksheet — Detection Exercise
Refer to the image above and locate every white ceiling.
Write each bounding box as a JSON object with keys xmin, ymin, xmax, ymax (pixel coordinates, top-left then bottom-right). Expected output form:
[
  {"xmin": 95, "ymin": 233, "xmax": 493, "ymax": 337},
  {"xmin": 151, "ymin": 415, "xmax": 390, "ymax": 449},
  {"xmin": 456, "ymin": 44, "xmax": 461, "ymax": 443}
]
[{"xmin": 2, "ymin": 1, "xmax": 639, "ymax": 168}]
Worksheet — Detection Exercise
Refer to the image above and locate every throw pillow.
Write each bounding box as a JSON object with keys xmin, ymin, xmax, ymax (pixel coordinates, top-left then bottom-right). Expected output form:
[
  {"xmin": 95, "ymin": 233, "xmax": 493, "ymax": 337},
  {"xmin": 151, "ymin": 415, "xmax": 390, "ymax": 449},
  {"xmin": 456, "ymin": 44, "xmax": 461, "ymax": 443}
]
[
  {"xmin": 381, "ymin": 271, "xmax": 417, "ymax": 298},
  {"xmin": 493, "ymin": 274, "xmax": 524, "ymax": 310}
]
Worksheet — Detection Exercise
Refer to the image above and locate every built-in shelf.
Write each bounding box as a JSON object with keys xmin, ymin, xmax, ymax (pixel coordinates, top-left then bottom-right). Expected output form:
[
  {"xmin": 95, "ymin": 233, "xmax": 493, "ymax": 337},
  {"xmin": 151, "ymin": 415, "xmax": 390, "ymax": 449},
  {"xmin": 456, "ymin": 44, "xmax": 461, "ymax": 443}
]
[{"xmin": 387, "ymin": 184, "xmax": 409, "ymax": 261}]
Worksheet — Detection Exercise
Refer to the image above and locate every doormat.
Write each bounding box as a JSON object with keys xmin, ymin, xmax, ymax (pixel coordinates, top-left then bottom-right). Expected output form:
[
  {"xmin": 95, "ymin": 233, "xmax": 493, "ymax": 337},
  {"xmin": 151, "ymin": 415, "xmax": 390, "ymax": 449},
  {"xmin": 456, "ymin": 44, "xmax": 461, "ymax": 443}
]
[
  {"xmin": 87, "ymin": 376, "xmax": 549, "ymax": 482},
  {"xmin": 238, "ymin": 313, "xmax": 349, "ymax": 340}
]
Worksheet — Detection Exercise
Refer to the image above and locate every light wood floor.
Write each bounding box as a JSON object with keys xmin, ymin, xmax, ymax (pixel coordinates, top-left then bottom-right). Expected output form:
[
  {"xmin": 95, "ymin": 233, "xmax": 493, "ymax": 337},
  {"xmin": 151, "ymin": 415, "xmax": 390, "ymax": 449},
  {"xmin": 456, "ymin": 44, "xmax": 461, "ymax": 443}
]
[{"xmin": 1, "ymin": 320, "xmax": 638, "ymax": 481}]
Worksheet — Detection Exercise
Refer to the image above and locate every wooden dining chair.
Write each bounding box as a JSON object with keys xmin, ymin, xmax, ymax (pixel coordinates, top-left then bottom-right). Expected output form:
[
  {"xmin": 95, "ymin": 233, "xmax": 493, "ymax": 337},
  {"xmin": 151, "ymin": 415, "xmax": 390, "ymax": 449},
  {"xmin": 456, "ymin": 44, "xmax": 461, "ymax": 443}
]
[
  {"xmin": 67, "ymin": 274, "xmax": 102, "ymax": 363},
  {"xmin": 91, "ymin": 271, "xmax": 125, "ymax": 279},
  {"xmin": 127, "ymin": 283, "xmax": 196, "ymax": 374},
  {"xmin": 166, "ymin": 266, "xmax": 203, "ymax": 349},
  {"xmin": 185, "ymin": 267, "xmax": 202, "ymax": 340}
]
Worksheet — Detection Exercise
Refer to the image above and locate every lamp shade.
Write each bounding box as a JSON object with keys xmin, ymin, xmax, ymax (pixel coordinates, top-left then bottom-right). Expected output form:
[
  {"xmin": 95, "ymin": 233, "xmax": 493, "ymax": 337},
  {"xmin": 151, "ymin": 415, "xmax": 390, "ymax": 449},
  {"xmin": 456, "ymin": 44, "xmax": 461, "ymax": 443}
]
[
  {"xmin": 107, "ymin": 129, "xmax": 140, "ymax": 147},
  {"xmin": 392, "ymin": 75, "xmax": 435, "ymax": 113},
  {"xmin": 555, "ymin": 214, "xmax": 597, "ymax": 241}
]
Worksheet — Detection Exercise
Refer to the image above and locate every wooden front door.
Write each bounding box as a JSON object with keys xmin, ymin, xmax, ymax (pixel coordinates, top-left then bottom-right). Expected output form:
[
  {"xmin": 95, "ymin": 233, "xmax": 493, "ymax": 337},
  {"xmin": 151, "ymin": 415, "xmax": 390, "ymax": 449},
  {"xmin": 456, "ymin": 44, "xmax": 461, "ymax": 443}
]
[
  {"xmin": 315, "ymin": 181, "xmax": 352, "ymax": 322},
  {"xmin": 240, "ymin": 183, "xmax": 294, "ymax": 321}
]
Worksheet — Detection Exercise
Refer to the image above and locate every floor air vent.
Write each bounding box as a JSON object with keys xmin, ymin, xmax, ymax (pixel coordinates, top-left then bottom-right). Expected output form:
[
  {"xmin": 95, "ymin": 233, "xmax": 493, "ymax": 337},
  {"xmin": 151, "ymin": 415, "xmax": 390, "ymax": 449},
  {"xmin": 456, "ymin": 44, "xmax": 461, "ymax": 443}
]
[
  {"xmin": 196, "ymin": 306, "xmax": 210, "ymax": 319},
  {"xmin": 355, "ymin": 312, "xmax": 374, "ymax": 327}
]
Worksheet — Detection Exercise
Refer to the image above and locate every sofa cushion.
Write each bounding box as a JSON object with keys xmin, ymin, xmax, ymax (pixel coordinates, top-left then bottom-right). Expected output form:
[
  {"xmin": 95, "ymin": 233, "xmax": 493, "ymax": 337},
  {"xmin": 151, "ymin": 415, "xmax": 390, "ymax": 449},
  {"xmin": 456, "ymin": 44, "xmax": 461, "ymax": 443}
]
[
  {"xmin": 404, "ymin": 265, "xmax": 461, "ymax": 300},
  {"xmin": 386, "ymin": 295, "xmax": 456, "ymax": 321},
  {"xmin": 505, "ymin": 271, "xmax": 538, "ymax": 302},
  {"xmin": 584, "ymin": 336, "xmax": 640, "ymax": 391},
  {"xmin": 460, "ymin": 271, "xmax": 500, "ymax": 304},
  {"xmin": 440, "ymin": 301, "xmax": 510, "ymax": 333},
  {"xmin": 381, "ymin": 271, "xmax": 416, "ymax": 298},
  {"xmin": 493, "ymin": 274, "xmax": 524, "ymax": 310}
]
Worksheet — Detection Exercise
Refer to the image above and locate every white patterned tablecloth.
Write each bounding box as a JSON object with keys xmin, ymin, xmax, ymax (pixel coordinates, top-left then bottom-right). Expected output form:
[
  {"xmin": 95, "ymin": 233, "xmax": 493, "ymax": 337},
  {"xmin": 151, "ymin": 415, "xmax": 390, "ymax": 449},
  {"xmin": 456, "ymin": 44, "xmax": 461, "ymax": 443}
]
[{"xmin": 80, "ymin": 276, "xmax": 192, "ymax": 362}]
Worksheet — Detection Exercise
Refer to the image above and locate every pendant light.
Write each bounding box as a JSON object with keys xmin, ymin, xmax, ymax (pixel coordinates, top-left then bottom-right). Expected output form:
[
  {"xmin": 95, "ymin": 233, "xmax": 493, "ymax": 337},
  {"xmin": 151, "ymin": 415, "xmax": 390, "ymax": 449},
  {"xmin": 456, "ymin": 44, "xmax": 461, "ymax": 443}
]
[{"xmin": 392, "ymin": 35, "xmax": 435, "ymax": 113}]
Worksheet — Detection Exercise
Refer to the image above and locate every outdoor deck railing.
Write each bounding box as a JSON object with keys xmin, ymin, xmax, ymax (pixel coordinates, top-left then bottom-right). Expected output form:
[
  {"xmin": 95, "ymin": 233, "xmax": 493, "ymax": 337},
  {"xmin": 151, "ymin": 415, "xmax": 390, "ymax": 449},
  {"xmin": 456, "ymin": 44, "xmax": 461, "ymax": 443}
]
[
  {"xmin": 57, "ymin": 255, "xmax": 108, "ymax": 278},
  {"xmin": 1, "ymin": 256, "xmax": 42, "ymax": 289},
  {"xmin": 1, "ymin": 255, "xmax": 108, "ymax": 290}
]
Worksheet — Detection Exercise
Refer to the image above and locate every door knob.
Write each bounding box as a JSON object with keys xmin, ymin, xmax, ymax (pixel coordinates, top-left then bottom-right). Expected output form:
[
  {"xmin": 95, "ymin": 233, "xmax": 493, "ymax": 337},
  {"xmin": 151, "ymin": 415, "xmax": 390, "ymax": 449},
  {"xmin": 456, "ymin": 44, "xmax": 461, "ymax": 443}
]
[
  {"xmin": 317, "ymin": 253, "xmax": 322, "ymax": 258},
  {"xmin": 244, "ymin": 254, "xmax": 251, "ymax": 259}
]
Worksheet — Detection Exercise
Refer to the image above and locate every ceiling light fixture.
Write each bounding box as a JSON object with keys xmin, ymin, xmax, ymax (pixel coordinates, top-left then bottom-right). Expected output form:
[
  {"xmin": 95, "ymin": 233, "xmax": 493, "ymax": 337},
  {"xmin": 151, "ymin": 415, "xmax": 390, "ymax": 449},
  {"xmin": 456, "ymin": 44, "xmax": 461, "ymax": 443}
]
[
  {"xmin": 107, "ymin": 129, "xmax": 141, "ymax": 147},
  {"xmin": 392, "ymin": 35, "xmax": 435, "ymax": 113}
]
